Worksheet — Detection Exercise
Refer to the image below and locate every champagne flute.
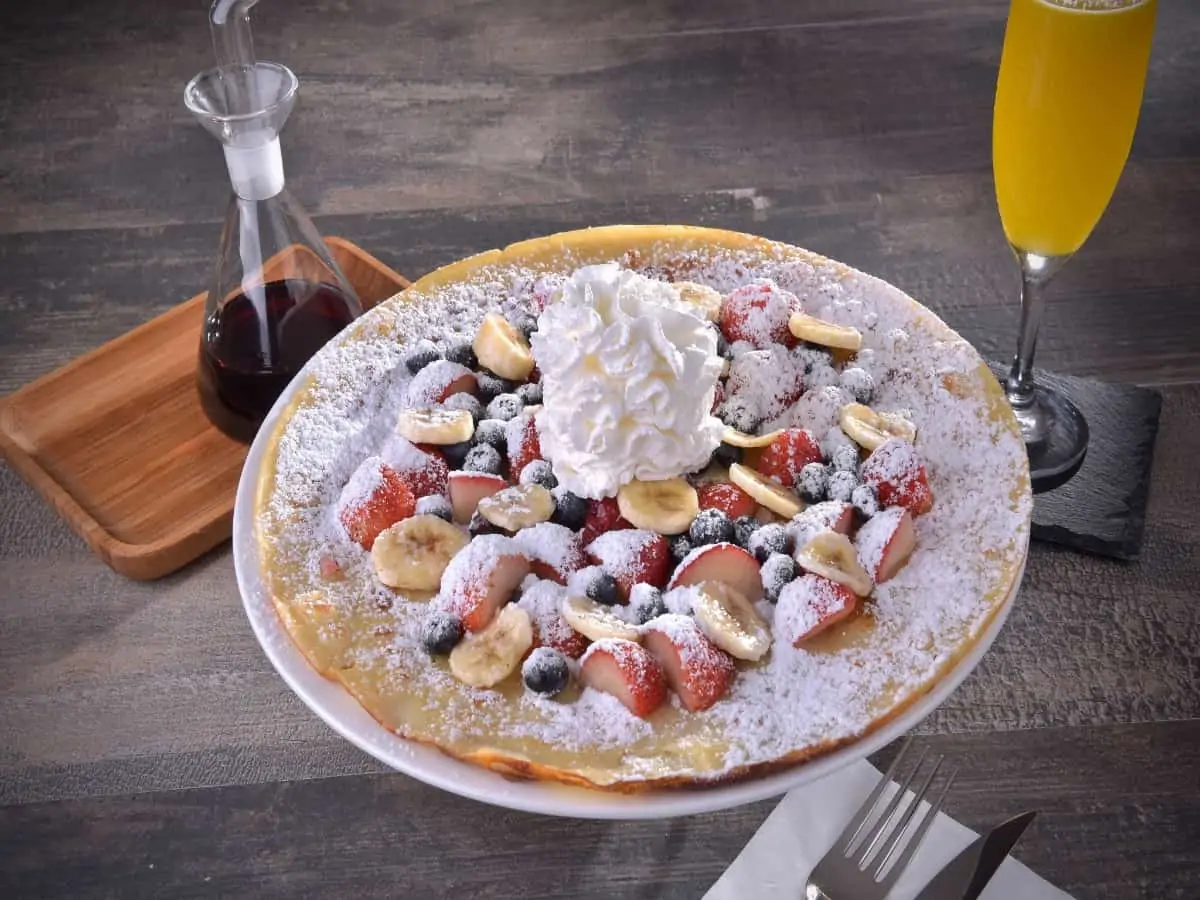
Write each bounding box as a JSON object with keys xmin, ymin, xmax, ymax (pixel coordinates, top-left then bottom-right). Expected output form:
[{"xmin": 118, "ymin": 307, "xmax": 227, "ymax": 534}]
[{"xmin": 992, "ymin": 0, "xmax": 1156, "ymax": 482}]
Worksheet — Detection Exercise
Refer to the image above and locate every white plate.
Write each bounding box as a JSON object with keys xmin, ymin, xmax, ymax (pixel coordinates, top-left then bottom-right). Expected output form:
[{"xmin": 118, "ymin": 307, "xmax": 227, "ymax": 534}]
[{"xmin": 233, "ymin": 378, "xmax": 1027, "ymax": 820}]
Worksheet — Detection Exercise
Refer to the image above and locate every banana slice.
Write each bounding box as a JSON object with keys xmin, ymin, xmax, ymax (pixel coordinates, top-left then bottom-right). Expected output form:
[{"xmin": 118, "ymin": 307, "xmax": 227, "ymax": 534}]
[
  {"xmin": 795, "ymin": 531, "xmax": 874, "ymax": 597},
  {"xmin": 675, "ymin": 281, "xmax": 722, "ymax": 322},
  {"xmin": 728, "ymin": 463, "xmax": 804, "ymax": 519},
  {"xmin": 477, "ymin": 484, "xmax": 555, "ymax": 531},
  {"xmin": 722, "ymin": 425, "xmax": 784, "ymax": 449},
  {"xmin": 616, "ymin": 477, "xmax": 700, "ymax": 535},
  {"xmin": 473, "ymin": 312, "xmax": 535, "ymax": 381},
  {"xmin": 692, "ymin": 581, "xmax": 772, "ymax": 661},
  {"xmin": 561, "ymin": 595, "xmax": 642, "ymax": 643},
  {"xmin": 838, "ymin": 403, "xmax": 917, "ymax": 451},
  {"xmin": 448, "ymin": 604, "xmax": 534, "ymax": 688},
  {"xmin": 396, "ymin": 408, "xmax": 475, "ymax": 445},
  {"xmin": 788, "ymin": 312, "xmax": 863, "ymax": 351},
  {"xmin": 372, "ymin": 514, "xmax": 469, "ymax": 591}
]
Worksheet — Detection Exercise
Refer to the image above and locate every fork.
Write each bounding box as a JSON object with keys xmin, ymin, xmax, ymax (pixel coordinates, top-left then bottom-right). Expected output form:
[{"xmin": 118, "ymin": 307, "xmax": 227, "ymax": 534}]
[{"xmin": 805, "ymin": 738, "xmax": 956, "ymax": 900}]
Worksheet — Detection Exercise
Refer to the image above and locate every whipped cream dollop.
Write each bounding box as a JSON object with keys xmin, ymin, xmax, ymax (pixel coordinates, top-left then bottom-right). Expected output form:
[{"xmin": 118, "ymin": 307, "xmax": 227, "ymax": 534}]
[{"xmin": 530, "ymin": 263, "xmax": 724, "ymax": 499}]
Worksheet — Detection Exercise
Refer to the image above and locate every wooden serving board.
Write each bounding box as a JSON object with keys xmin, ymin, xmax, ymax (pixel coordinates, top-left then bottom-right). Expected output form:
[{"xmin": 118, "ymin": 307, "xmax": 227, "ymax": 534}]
[{"xmin": 0, "ymin": 237, "xmax": 410, "ymax": 580}]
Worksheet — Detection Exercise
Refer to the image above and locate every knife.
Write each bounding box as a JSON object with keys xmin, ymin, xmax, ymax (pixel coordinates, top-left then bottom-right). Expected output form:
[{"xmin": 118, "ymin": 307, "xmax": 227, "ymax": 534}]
[{"xmin": 913, "ymin": 810, "xmax": 1037, "ymax": 900}]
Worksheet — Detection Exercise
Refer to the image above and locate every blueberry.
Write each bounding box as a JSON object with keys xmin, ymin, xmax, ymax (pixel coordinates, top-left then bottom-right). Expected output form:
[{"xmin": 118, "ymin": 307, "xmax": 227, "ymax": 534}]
[
  {"xmin": 515, "ymin": 381, "xmax": 543, "ymax": 405},
  {"xmin": 793, "ymin": 345, "xmax": 833, "ymax": 373},
  {"xmin": 513, "ymin": 315, "xmax": 539, "ymax": 342},
  {"xmin": 486, "ymin": 392, "xmax": 524, "ymax": 421},
  {"xmin": 719, "ymin": 397, "xmax": 763, "ymax": 435},
  {"xmin": 415, "ymin": 494, "xmax": 453, "ymax": 522},
  {"xmin": 807, "ymin": 364, "xmax": 840, "ymax": 390},
  {"xmin": 421, "ymin": 612, "xmax": 463, "ymax": 655},
  {"xmin": 405, "ymin": 339, "xmax": 442, "ymax": 374},
  {"xmin": 473, "ymin": 419, "xmax": 508, "ymax": 452},
  {"xmin": 669, "ymin": 534, "xmax": 693, "ymax": 564},
  {"xmin": 712, "ymin": 443, "xmax": 743, "ymax": 469},
  {"xmin": 827, "ymin": 469, "xmax": 858, "ymax": 503},
  {"xmin": 463, "ymin": 443, "xmax": 503, "ymax": 475},
  {"xmin": 585, "ymin": 569, "xmax": 621, "ymax": 606},
  {"xmin": 551, "ymin": 491, "xmax": 588, "ymax": 530},
  {"xmin": 839, "ymin": 366, "xmax": 876, "ymax": 404},
  {"xmin": 519, "ymin": 459, "xmax": 557, "ymax": 490},
  {"xmin": 715, "ymin": 329, "xmax": 731, "ymax": 359},
  {"xmin": 830, "ymin": 444, "xmax": 861, "ymax": 474},
  {"xmin": 522, "ymin": 646, "xmax": 570, "ymax": 696},
  {"xmin": 630, "ymin": 584, "xmax": 668, "ymax": 624},
  {"xmin": 468, "ymin": 511, "xmax": 500, "ymax": 536},
  {"xmin": 441, "ymin": 441, "xmax": 473, "ymax": 469},
  {"xmin": 443, "ymin": 392, "xmax": 484, "ymax": 423},
  {"xmin": 748, "ymin": 523, "xmax": 791, "ymax": 563},
  {"xmin": 761, "ymin": 553, "xmax": 798, "ymax": 603},
  {"xmin": 851, "ymin": 483, "xmax": 880, "ymax": 519},
  {"xmin": 445, "ymin": 343, "xmax": 478, "ymax": 369},
  {"xmin": 732, "ymin": 515, "xmax": 760, "ymax": 549},
  {"xmin": 797, "ymin": 462, "xmax": 830, "ymax": 503},
  {"xmin": 476, "ymin": 372, "xmax": 515, "ymax": 402},
  {"xmin": 689, "ymin": 508, "xmax": 734, "ymax": 546}
]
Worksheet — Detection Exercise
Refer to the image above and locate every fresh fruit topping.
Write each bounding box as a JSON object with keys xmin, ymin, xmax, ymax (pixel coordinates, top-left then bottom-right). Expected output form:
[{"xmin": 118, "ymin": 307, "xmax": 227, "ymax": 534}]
[
  {"xmin": 462, "ymin": 443, "xmax": 504, "ymax": 475},
  {"xmin": 441, "ymin": 441, "xmax": 472, "ymax": 469},
  {"xmin": 860, "ymin": 438, "xmax": 934, "ymax": 516},
  {"xmin": 380, "ymin": 436, "xmax": 449, "ymax": 499},
  {"xmin": 443, "ymin": 392, "xmax": 484, "ymax": 423},
  {"xmin": 719, "ymin": 281, "xmax": 800, "ymax": 348},
  {"xmin": 797, "ymin": 462, "xmax": 830, "ymax": 504},
  {"xmin": 726, "ymin": 348, "xmax": 806, "ymax": 420},
  {"xmin": 731, "ymin": 515, "xmax": 760, "ymax": 549},
  {"xmin": 405, "ymin": 339, "xmax": 443, "ymax": 374},
  {"xmin": 580, "ymin": 496, "xmax": 632, "ymax": 545},
  {"xmin": 697, "ymin": 482, "xmax": 758, "ymax": 519},
  {"xmin": 447, "ymin": 470, "xmax": 508, "ymax": 523},
  {"xmin": 477, "ymin": 483, "xmax": 555, "ymax": 531},
  {"xmin": 517, "ymin": 579, "xmax": 590, "ymax": 658},
  {"xmin": 551, "ymin": 490, "xmax": 589, "ymax": 531},
  {"xmin": 512, "ymin": 314, "xmax": 539, "ymax": 341},
  {"xmin": 561, "ymin": 595, "xmax": 642, "ymax": 642},
  {"xmin": 629, "ymin": 584, "xmax": 668, "ymax": 625},
  {"xmin": 851, "ymin": 483, "xmax": 880, "ymax": 519},
  {"xmin": 406, "ymin": 359, "xmax": 476, "ymax": 407},
  {"xmin": 473, "ymin": 418, "xmax": 508, "ymax": 451},
  {"xmin": 761, "ymin": 552, "xmax": 798, "ymax": 603},
  {"xmin": 717, "ymin": 396, "xmax": 764, "ymax": 435},
  {"xmin": 747, "ymin": 522, "xmax": 792, "ymax": 562},
  {"xmin": 855, "ymin": 507, "xmax": 916, "ymax": 583},
  {"xmin": 711, "ymin": 442, "xmax": 743, "ymax": 469},
  {"xmin": 794, "ymin": 531, "xmax": 873, "ymax": 597},
  {"xmin": 317, "ymin": 555, "xmax": 343, "ymax": 580},
  {"xmin": 586, "ymin": 529, "xmax": 671, "ymax": 600},
  {"xmin": 415, "ymin": 494, "xmax": 453, "ymax": 522},
  {"xmin": 728, "ymin": 463, "xmax": 804, "ymax": 519},
  {"xmin": 522, "ymin": 646, "xmax": 571, "ymax": 696},
  {"xmin": 518, "ymin": 459, "xmax": 557, "ymax": 490},
  {"xmin": 473, "ymin": 311, "xmax": 535, "ymax": 382},
  {"xmin": 421, "ymin": 611, "xmax": 465, "ymax": 655},
  {"xmin": 752, "ymin": 428, "xmax": 824, "ymax": 488},
  {"xmin": 721, "ymin": 425, "xmax": 784, "ymax": 449},
  {"xmin": 688, "ymin": 508, "xmax": 735, "ymax": 547},
  {"xmin": 485, "ymin": 392, "xmax": 524, "ymax": 422},
  {"xmin": 439, "ymin": 534, "xmax": 531, "ymax": 631},
  {"xmin": 829, "ymin": 443, "xmax": 861, "ymax": 474},
  {"xmin": 675, "ymin": 281, "xmax": 722, "ymax": 321},
  {"xmin": 839, "ymin": 403, "xmax": 917, "ymax": 452},
  {"xmin": 448, "ymin": 603, "xmax": 534, "ymax": 688},
  {"xmin": 444, "ymin": 342, "xmax": 478, "ymax": 369},
  {"xmin": 776, "ymin": 574, "xmax": 858, "ymax": 646},
  {"xmin": 826, "ymin": 469, "xmax": 858, "ymax": 503},
  {"xmin": 839, "ymin": 366, "xmax": 876, "ymax": 404},
  {"xmin": 642, "ymin": 614, "xmax": 738, "ymax": 712},
  {"xmin": 668, "ymin": 534, "xmax": 693, "ymax": 564},
  {"xmin": 513, "ymin": 522, "xmax": 586, "ymax": 585},
  {"xmin": 567, "ymin": 564, "xmax": 621, "ymax": 607},
  {"xmin": 793, "ymin": 344, "xmax": 834, "ymax": 373},
  {"xmin": 668, "ymin": 541, "xmax": 765, "ymax": 602},
  {"xmin": 515, "ymin": 380, "xmax": 543, "ymax": 405},
  {"xmin": 372, "ymin": 514, "xmax": 469, "ymax": 591},
  {"xmin": 396, "ymin": 408, "xmax": 475, "ymax": 446},
  {"xmin": 787, "ymin": 312, "xmax": 863, "ymax": 351},
  {"xmin": 692, "ymin": 581, "xmax": 772, "ymax": 661},
  {"xmin": 468, "ymin": 511, "xmax": 501, "ymax": 536},
  {"xmin": 475, "ymin": 372, "xmax": 516, "ymax": 403},
  {"xmin": 580, "ymin": 639, "xmax": 668, "ymax": 718},
  {"xmin": 615, "ymin": 478, "xmax": 700, "ymax": 536},
  {"xmin": 338, "ymin": 457, "xmax": 417, "ymax": 551},
  {"xmin": 505, "ymin": 415, "xmax": 542, "ymax": 481}
]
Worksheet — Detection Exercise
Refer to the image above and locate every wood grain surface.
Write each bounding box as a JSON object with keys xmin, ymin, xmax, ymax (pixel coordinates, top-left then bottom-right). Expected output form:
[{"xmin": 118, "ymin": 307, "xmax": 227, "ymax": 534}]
[{"xmin": 1, "ymin": 0, "xmax": 1198, "ymax": 898}]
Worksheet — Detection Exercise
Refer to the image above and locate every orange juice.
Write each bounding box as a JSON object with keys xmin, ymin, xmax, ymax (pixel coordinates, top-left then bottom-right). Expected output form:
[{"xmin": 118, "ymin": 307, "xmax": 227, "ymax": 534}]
[{"xmin": 993, "ymin": 0, "xmax": 1156, "ymax": 256}]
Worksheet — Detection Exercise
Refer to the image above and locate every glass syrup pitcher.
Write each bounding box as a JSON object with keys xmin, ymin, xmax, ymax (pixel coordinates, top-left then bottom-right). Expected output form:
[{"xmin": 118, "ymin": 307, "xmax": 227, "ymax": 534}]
[{"xmin": 184, "ymin": 0, "xmax": 362, "ymax": 443}]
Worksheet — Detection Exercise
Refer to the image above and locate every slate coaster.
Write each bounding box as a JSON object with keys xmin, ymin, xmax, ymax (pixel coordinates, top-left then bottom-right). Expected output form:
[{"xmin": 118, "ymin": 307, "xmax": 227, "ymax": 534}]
[{"xmin": 988, "ymin": 366, "xmax": 1162, "ymax": 560}]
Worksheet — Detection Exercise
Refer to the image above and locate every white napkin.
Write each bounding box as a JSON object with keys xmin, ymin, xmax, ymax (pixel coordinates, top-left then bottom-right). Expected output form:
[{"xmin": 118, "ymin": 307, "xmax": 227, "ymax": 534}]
[{"xmin": 705, "ymin": 760, "xmax": 1073, "ymax": 900}]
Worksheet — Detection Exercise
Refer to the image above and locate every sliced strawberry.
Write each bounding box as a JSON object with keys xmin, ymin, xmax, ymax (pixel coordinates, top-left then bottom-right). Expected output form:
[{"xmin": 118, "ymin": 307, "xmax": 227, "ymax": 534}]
[
  {"xmin": 711, "ymin": 380, "xmax": 726, "ymax": 414},
  {"xmin": 718, "ymin": 281, "xmax": 800, "ymax": 348},
  {"xmin": 380, "ymin": 436, "xmax": 449, "ymax": 499},
  {"xmin": 667, "ymin": 541, "xmax": 764, "ymax": 602},
  {"xmin": 448, "ymin": 471, "xmax": 508, "ymax": 524},
  {"xmin": 580, "ymin": 496, "xmax": 632, "ymax": 546},
  {"xmin": 642, "ymin": 614, "xmax": 737, "ymax": 712},
  {"xmin": 505, "ymin": 414, "xmax": 542, "ymax": 481},
  {"xmin": 697, "ymin": 482, "xmax": 758, "ymax": 519},
  {"xmin": 776, "ymin": 574, "xmax": 858, "ymax": 646},
  {"xmin": 406, "ymin": 359, "xmax": 477, "ymax": 407},
  {"xmin": 338, "ymin": 457, "xmax": 416, "ymax": 550},
  {"xmin": 860, "ymin": 438, "xmax": 934, "ymax": 516},
  {"xmin": 785, "ymin": 500, "xmax": 854, "ymax": 549},
  {"xmin": 750, "ymin": 428, "xmax": 823, "ymax": 488},
  {"xmin": 855, "ymin": 507, "xmax": 916, "ymax": 583},
  {"xmin": 586, "ymin": 529, "xmax": 670, "ymax": 600},
  {"xmin": 513, "ymin": 522, "xmax": 587, "ymax": 585},
  {"xmin": 580, "ymin": 639, "xmax": 668, "ymax": 718},
  {"xmin": 440, "ymin": 534, "xmax": 531, "ymax": 631},
  {"xmin": 518, "ymin": 579, "xmax": 590, "ymax": 658}
]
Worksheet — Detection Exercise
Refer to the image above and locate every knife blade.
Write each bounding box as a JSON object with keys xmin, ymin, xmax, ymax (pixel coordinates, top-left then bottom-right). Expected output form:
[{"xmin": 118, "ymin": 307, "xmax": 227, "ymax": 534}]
[{"xmin": 913, "ymin": 810, "xmax": 1037, "ymax": 900}]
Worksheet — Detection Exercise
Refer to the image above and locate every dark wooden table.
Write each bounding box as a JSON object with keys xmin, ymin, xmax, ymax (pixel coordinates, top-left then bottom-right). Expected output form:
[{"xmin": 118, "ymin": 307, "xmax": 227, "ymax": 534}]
[{"xmin": 2, "ymin": 1, "xmax": 1198, "ymax": 897}]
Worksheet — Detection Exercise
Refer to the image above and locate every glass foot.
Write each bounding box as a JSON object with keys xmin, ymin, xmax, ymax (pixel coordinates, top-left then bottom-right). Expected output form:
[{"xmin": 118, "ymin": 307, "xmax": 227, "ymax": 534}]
[{"xmin": 988, "ymin": 362, "xmax": 1089, "ymax": 488}]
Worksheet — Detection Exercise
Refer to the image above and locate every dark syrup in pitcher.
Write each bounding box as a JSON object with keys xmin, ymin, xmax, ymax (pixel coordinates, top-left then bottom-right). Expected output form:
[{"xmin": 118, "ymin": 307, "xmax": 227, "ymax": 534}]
[{"xmin": 198, "ymin": 278, "xmax": 361, "ymax": 442}]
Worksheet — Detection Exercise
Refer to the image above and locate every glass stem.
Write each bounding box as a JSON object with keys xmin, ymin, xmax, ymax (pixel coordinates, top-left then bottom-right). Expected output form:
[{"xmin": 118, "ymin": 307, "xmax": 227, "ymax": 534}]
[{"xmin": 1005, "ymin": 250, "xmax": 1067, "ymax": 409}]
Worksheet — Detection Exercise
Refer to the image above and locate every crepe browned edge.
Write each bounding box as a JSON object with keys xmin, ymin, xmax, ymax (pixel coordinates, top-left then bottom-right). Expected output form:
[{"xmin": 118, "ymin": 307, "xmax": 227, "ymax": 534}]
[{"xmin": 253, "ymin": 224, "xmax": 1031, "ymax": 793}]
